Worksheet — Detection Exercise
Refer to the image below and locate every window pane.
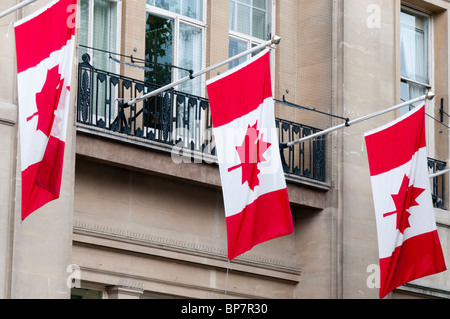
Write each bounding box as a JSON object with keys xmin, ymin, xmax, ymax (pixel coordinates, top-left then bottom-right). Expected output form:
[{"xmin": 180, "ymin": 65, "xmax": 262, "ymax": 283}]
[
  {"xmin": 229, "ymin": 0, "xmax": 236, "ymax": 31},
  {"xmin": 229, "ymin": 0, "xmax": 270, "ymax": 40},
  {"xmin": 147, "ymin": 0, "xmax": 203, "ymax": 21},
  {"xmin": 251, "ymin": 42, "xmax": 263, "ymax": 57},
  {"xmin": 79, "ymin": 0, "xmax": 89, "ymax": 56},
  {"xmin": 400, "ymin": 10, "xmax": 429, "ymax": 84},
  {"xmin": 400, "ymin": 81, "xmax": 427, "ymax": 114},
  {"xmin": 252, "ymin": 8, "xmax": 265, "ymax": 39},
  {"xmin": 92, "ymin": 0, "xmax": 117, "ymax": 71},
  {"xmin": 182, "ymin": 0, "xmax": 203, "ymax": 20},
  {"xmin": 178, "ymin": 23, "xmax": 203, "ymax": 96},
  {"xmin": 71, "ymin": 288, "xmax": 102, "ymax": 299},
  {"xmin": 145, "ymin": 13, "xmax": 174, "ymax": 86},
  {"xmin": 228, "ymin": 37, "xmax": 248, "ymax": 69},
  {"xmin": 236, "ymin": 3, "xmax": 251, "ymax": 35},
  {"xmin": 253, "ymin": 0, "xmax": 265, "ymax": 9}
]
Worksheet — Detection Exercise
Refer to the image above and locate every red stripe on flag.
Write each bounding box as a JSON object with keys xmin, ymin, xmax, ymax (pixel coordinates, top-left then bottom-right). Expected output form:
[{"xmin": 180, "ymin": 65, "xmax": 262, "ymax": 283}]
[
  {"xmin": 15, "ymin": 0, "xmax": 77, "ymax": 73},
  {"xmin": 35, "ymin": 136, "xmax": 66, "ymax": 196},
  {"xmin": 21, "ymin": 136, "xmax": 65, "ymax": 220},
  {"xmin": 379, "ymin": 230, "xmax": 446, "ymax": 299},
  {"xmin": 225, "ymin": 188, "xmax": 293, "ymax": 260},
  {"xmin": 206, "ymin": 51, "xmax": 272, "ymax": 128},
  {"xmin": 22, "ymin": 163, "xmax": 58, "ymax": 221},
  {"xmin": 365, "ymin": 106, "xmax": 426, "ymax": 176}
]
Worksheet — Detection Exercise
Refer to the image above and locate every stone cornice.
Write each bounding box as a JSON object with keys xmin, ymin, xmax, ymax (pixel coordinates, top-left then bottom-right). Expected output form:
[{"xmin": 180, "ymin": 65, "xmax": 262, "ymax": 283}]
[{"xmin": 73, "ymin": 219, "xmax": 301, "ymax": 282}]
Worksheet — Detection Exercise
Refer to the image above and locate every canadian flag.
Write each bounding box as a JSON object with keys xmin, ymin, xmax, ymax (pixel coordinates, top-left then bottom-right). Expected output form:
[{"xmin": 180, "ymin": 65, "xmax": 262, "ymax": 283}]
[
  {"xmin": 206, "ymin": 49, "xmax": 293, "ymax": 260},
  {"xmin": 364, "ymin": 105, "xmax": 446, "ymax": 299},
  {"xmin": 15, "ymin": 0, "xmax": 77, "ymax": 220}
]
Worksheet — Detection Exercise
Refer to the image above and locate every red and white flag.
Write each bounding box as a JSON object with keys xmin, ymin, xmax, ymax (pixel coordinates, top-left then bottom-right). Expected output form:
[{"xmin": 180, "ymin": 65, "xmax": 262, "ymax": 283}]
[
  {"xmin": 206, "ymin": 49, "xmax": 293, "ymax": 260},
  {"xmin": 364, "ymin": 105, "xmax": 446, "ymax": 298},
  {"xmin": 15, "ymin": 0, "xmax": 77, "ymax": 220}
]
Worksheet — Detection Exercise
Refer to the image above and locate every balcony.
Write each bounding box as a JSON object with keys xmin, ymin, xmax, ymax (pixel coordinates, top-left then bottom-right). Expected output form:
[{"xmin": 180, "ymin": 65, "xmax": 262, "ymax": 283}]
[
  {"xmin": 76, "ymin": 52, "xmax": 326, "ymax": 186},
  {"xmin": 75, "ymin": 53, "xmax": 450, "ymax": 204},
  {"xmin": 428, "ymin": 157, "xmax": 447, "ymax": 209}
]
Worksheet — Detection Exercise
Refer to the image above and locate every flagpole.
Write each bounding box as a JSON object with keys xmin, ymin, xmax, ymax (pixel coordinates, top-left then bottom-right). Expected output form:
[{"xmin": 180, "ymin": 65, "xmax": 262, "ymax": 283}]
[
  {"xmin": 0, "ymin": 0, "xmax": 37, "ymax": 19},
  {"xmin": 125, "ymin": 35, "xmax": 282, "ymax": 107},
  {"xmin": 283, "ymin": 92, "xmax": 435, "ymax": 148},
  {"xmin": 429, "ymin": 168, "xmax": 450, "ymax": 179}
]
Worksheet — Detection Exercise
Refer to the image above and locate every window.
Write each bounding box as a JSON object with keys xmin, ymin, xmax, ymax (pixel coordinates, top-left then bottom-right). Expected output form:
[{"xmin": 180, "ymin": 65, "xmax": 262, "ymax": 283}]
[
  {"xmin": 400, "ymin": 8, "xmax": 431, "ymax": 112},
  {"xmin": 146, "ymin": 1, "xmax": 205, "ymax": 97},
  {"xmin": 71, "ymin": 288, "xmax": 103, "ymax": 299},
  {"xmin": 146, "ymin": 0, "xmax": 203, "ymax": 21},
  {"xmin": 228, "ymin": 0, "xmax": 272, "ymax": 68},
  {"xmin": 229, "ymin": 0, "xmax": 271, "ymax": 40},
  {"xmin": 79, "ymin": 0, "xmax": 121, "ymax": 72},
  {"xmin": 79, "ymin": 0, "xmax": 121, "ymax": 119}
]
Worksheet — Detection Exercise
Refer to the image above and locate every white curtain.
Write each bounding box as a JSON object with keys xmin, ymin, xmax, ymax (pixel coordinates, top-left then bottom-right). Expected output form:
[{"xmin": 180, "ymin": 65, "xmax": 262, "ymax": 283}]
[
  {"xmin": 78, "ymin": 0, "xmax": 117, "ymax": 71},
  {"xmin": 178, "ymin": 23, "xmax": 202, "ymax": 96},
  {"xmin": 400, "ymin": 11, "xmax": 429, "ymax": 110},
  {"xmin": 79, "ymin": 0, "xmax": 118, "ymax": 118},
  {"xmin": 401, "ymin": 13, "xmax": 428, "ymax": 81},
  {"xmin": 92, "ymin": 0, "xmax": 117, "ymax": 72}
]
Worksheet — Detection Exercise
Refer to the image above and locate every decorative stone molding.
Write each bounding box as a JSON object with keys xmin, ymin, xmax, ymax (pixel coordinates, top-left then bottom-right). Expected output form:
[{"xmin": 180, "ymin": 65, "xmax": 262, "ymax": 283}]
[
  {"xmin": 106, "ymin": 284, "xmax": 144, "ymax": 299},
  {"xmin": 73, "ymin": 219, "xmax": 302, "ymax": 278}
]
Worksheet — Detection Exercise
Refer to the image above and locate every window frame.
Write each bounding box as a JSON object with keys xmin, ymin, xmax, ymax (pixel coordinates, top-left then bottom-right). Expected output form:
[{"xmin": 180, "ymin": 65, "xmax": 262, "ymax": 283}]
[
  {"xmin": 78, "ymin": 0, "xmax": 123, "ymax": 121},
  {"xmin": 399, "ymin": 6, "xmax": 433, "ymax": 100},
  {"xmin": 80, "ymin": 0, "xmax": 122, "ymax": 73},
  {"xmin": 229, "ymin": 0, "xmax": 273, "ymax": 41},
  {"xmin": 399, "ymin": 4, "xmax": 437, "ymax": 159}
]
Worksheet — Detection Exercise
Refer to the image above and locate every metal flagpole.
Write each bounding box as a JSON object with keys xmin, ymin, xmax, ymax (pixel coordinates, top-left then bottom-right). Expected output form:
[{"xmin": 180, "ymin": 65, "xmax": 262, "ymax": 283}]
[
  {"xmin": 0, "ymin": 0, "xmax": 37, "ymax": 19},
  {"xmin": 125, "ymin": 35, "xmax": 282, "ymax": 107},
  {"xmin": 429, "ymin": 168, "xmax": 450, "ymax": 179},
  {"xmin": 283, "ymin": 92, "xmax": 436, "ymax": 148}
]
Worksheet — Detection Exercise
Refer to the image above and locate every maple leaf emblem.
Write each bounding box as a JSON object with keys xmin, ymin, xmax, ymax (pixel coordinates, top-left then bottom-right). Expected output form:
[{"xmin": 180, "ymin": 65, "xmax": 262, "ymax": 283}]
[
  {"xmin": 383, "ymin": 174, "xmax": 425, "ymax": 234},
  {"xmin": 228, "ymin": 121, "xmax": 271, "ymax": 191},
  {"xmin": 27, "ymin": 65, "xmax": 64, "ymax": 137}
]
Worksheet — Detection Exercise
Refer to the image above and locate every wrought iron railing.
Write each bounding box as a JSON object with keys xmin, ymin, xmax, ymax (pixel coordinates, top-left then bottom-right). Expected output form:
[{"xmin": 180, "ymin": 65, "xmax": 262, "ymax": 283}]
[
  {"xmin": 76, "ymin": 53, "xmax": 327, "ymax": 183},
  {"xmin": 77, "ymin": 53, "xmax": 214, "ymax": 155},
  {"xmin": 428, "ymin": 157, "xmax": 447, "ymax": 209},
  {"xmin": 277, "ymin": 119, "xmax": 326, "ymax": 182}
]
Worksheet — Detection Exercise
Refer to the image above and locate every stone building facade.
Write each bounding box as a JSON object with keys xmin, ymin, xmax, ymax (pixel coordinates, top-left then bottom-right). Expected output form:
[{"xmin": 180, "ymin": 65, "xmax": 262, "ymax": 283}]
[{"xmin": 0, "ymin": 0, "xmax": 449, "ymax": 299}]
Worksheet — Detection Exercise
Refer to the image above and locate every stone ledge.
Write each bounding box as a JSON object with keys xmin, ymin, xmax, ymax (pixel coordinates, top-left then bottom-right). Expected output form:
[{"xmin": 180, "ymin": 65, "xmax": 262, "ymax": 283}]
[
  {"xmin": 75, "ymin": 125, "xmax": 330, "ymax": 209},
  {"xmin": 73, "ymin": 219, "xmax": 301, "ymax": 283}
]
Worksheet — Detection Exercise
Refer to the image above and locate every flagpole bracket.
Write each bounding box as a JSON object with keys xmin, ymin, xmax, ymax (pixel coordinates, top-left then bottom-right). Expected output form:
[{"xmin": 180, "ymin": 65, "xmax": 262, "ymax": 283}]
[
  {"xmin": 279, "ymin": 142, "xmax": 289, "ymax": 149},
  {"xmin": 189, "ymin": 69, "xmax": 194, "ymax": 80},
  {"xmin": 345, "ymin": 118, "xmax": 350, "ymax": 127}
]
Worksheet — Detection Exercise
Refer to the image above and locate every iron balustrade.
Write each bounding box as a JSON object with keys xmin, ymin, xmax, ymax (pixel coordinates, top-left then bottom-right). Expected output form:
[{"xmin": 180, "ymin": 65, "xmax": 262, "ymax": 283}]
[
  {"xmin": 77, "ymin": 53, "xmax": 214, "ymax": 155},
  {"xmin": 76, "ymin": 53, "xmax": 327, "ymax": 183},
  {"xmin": 428, "ymin": 157, "xmax": 447, "ymax": 209},
  {"xmin": 277, "ymin": 119, "xmax": 326, "ymax": 182}
]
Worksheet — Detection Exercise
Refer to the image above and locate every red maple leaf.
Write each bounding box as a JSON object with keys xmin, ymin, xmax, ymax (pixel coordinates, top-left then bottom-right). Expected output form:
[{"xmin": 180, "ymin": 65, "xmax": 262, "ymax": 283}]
[
  {"xmin": 383, "ymin": 174, "xmax": 425, "ymax": 234},
  {"xmin": 228, "ymin": 122, "xmax": 271, "ymax": 191},
  {"xmin": 27, "ymin": 65, "xmax": 64, "ymax": 137}
]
